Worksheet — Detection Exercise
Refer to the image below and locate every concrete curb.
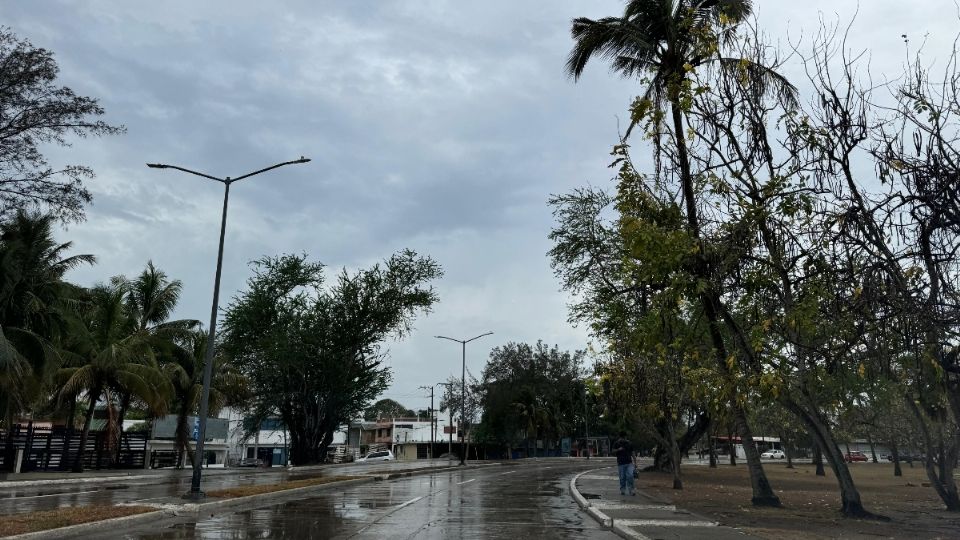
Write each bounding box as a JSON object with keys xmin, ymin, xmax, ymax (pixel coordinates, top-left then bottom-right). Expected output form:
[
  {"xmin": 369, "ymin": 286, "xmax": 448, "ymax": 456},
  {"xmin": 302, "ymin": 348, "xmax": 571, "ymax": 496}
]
[
  {"xmin": 569, "ymin": 468, "xmax": 614, "ymax": 529},
  {"xmin": 569, "ymin": 466, "xmax": 653, "ymax": 540},
  {"xmin": 0, "ymin": 474, "xmax": 159, "ymax": 488},
  {"xmin": 5, "ymin": 462, "xmax": 501, "ymax": 539}
]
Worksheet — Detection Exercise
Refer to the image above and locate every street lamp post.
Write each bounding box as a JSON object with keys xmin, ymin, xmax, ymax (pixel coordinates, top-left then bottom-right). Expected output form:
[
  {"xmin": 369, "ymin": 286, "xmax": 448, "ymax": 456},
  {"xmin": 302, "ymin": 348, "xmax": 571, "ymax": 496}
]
[
  {"xmin": 146, "ymin": 157, "xmax": 309, "ymax": 499},
  {"xmin": 435, "ymin": 332, "xmax": 492, "ymax": 466}
]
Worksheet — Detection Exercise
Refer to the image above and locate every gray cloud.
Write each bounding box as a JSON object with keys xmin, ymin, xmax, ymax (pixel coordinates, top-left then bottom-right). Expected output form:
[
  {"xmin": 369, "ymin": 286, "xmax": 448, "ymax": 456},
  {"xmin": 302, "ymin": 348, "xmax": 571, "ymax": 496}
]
[{"xmin": 7, "ymin": 0, "xmax": 959, "ymax": 412}]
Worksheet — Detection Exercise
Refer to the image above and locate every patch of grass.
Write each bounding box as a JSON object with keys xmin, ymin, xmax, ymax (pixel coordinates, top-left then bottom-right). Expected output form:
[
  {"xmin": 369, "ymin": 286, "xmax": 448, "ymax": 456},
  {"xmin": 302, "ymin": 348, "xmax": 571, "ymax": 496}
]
[
  {"xmin": 637, "ymin": 462, "xmax": 960, "ymax": 539},
  {"xmin": 206, "ymin": 475, "xmax": 359, "ymax": 499},
  {"xmin": 0, "ymin": 505, "xmax": 155, "ymax": 537}
]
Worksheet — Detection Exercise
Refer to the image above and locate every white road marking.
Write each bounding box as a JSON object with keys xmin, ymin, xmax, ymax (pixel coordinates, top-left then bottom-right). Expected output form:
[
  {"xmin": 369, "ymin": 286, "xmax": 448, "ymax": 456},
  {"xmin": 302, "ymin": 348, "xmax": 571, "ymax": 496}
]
[
  {"xmin": 456, "ymin": 478, "xmax": 476, "ymax": 485},
  {"xmin": 8, "ymin": 489, "xmax": 98, "ymax": 499},
  {"xmin": 616, "ymin": 519, "xmax": 718, "ymax": 527},
  {"xmin": 394, "ymin": 496, "xmax": 423, "ymax": 509},
  {"xmin": 579, "ymin": 474, "xmax": 618, "ymax": 480},
  {"xmin": 498, "ymin": 470, "xmax": 518, "ymax": 475}
]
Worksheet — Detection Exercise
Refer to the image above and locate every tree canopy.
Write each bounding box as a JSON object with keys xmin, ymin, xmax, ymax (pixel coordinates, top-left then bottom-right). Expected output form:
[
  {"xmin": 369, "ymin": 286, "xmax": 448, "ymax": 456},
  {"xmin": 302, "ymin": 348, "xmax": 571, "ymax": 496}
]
[
  {"xmin": 0, "ymin": 28, "xmax": 124, "ymax": 223},
  {"xmin": 221, "ymin": 250, "xmax": 442, "ymax": 465},
  {"xmin": 364, "ymin": 398, "xmax": 415, "ymax": 421}
]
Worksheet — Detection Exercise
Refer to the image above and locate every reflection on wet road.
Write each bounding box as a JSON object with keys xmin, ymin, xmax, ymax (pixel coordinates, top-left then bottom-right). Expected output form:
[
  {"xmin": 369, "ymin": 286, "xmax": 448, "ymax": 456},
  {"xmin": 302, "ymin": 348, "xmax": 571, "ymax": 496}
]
[
  {"xmin": 0, "ymin": 460, "xmax": 460, "ymax": 516},
  {"xmin": 108, "ymin": 460, "xmax": 618, "ymax": 539}
]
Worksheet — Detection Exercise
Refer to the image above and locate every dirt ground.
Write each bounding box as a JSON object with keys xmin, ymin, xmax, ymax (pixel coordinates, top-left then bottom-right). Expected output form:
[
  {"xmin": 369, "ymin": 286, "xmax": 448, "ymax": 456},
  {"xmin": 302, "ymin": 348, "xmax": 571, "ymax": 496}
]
[{"xmin": 637, "ymin": 461, "xmax": 960, "ymax": 539}]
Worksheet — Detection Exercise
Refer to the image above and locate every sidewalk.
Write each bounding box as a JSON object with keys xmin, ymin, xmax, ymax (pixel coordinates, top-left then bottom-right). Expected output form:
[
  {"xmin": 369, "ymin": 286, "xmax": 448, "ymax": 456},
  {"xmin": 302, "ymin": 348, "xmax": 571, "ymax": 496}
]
[{"xmin": 571, "ymin": 466, "xmax": 755, "ymax": 540}]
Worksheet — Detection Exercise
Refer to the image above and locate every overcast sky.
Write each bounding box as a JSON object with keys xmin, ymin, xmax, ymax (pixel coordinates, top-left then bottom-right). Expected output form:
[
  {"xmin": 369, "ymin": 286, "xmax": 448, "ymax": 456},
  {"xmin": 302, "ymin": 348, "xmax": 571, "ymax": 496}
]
[{"xmin": 6, "ymin": 1, "xmax": 958, "ymax": 413}]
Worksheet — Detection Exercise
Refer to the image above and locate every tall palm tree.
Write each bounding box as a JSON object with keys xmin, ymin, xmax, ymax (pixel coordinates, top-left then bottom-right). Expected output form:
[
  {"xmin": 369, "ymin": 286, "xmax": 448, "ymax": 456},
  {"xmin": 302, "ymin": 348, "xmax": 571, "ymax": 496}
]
[
  {"xmin": 566, "ymin": 0, "xmax": 794, "ymax": 507},
  {"xmin": 57, "ymin": 280, "xmax": 170, "ymax": 472},
  {"xmin": 166, "ymin": 329, "xmax": 245, "ymax": 468},
  {"xmin": 0, "ymin": 212, "xmax": 93, "ymax": 427},
  {"xmin": 114, "ymin": 262, "xmax": 196, "ymax": 441}
]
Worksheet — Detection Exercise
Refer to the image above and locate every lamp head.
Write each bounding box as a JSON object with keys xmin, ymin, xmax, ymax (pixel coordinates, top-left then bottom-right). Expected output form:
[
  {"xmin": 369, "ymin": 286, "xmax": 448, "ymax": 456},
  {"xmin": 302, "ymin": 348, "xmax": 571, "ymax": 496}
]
[
  {"xmin": 146, "ymin": 163, "xmax": 168, "ymax": 169},
  {"xmin": 295, "ymin": 156, "xmax": 311, "ymax": 164}
]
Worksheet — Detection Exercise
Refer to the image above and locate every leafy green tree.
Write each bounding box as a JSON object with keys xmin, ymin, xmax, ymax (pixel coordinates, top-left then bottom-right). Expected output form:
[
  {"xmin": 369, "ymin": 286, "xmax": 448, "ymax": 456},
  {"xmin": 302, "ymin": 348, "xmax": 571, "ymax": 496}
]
[
  {"xmin": 0, "ymin": 212, "xmax": 93, "ymax": 426},
  {"xmin": 364, "ymin": 398, "xmax": 415, "ymax": 421},
  {"xmin": 221, "ymin": 251, "xmax": 441, "ymax": 465},
  {"xmin": 0, "ymin": 29, "xmax": 124, "ymax": 223},
  {"xmin": 565, "ymin": 0, "xmax": 796, "ymax": 508},
  {"xmin": 477, "ymin": 341, "xmax": 584, "ymax": 457}
]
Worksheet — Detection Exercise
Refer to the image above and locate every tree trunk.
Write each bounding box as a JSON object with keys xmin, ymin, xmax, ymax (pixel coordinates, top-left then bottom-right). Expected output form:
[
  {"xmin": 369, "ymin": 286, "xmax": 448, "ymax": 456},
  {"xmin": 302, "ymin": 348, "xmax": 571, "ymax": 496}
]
[
  {"xmin": 115, "ymin": 392, "xmax": 132, "ymax": 464},
  {"xmin": 66, "ymin": 394, "xmax": 77, "ymax": 430},
  {"xmin": 782, "ymin": 433, "xmax": 794, "ymax": 469},
  {"xmin": 890, "ymin": 440, "xmax": 902, "ymax": 477},
  {"xmin": 866, "ymin": 432, "xmax": 878, "ymax": 463},
  {"xmin": 783, "ymin": 397, "xmax": 885, "ymax": 518},
  {"xmin": 709, "ymin": 431, "xmax": 718, "ymax": 468},
  {"xmin": 905, "ymin": 397, "xmax": 960, "ymax": 511},
  {"xmin": 174, "ymin": 404, "xmax": 194, "ymax": 469},
  {"xmin": 735, "ymin": 407, "xmax": 780, "ymax": 506},
  {"xmin": 814, "ymin": 444, "xmax": 825, "ymax": 476},
  {"xmin": 666, "ymin": 419, "xmax": 683, "ymax": 489},
  {"xmin": 728, "ymin": 430, "xmax": 737, "ymax": 466},
  {"xmin": 73, "ymin": 384, "xmax": 102, "ymax": 473}
]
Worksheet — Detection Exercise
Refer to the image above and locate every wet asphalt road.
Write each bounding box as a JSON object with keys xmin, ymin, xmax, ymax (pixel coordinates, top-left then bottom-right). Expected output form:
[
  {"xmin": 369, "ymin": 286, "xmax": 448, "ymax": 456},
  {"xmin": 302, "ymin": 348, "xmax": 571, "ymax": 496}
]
[
  {"xmin": 101, "ymin": 460, "xmax": 619, "ymax": 539},
  {"xmin": 0, "ymin": 460, "xmax": 470, "ymax": 515}
]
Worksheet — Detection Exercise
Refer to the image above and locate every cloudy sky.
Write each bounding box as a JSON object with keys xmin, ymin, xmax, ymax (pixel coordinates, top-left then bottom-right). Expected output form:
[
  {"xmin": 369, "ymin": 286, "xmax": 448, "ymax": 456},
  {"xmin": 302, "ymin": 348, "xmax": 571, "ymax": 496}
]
[{"xmin": 6, "ymin": 0, "xmax": 958, "ymax": 412}]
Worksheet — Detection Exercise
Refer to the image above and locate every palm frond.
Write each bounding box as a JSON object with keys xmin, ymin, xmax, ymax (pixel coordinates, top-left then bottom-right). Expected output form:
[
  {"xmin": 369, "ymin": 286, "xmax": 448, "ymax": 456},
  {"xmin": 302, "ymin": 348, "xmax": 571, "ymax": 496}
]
[{"xmin": 716, "ymin": 56, "xmax": 799, "ymax": 109}]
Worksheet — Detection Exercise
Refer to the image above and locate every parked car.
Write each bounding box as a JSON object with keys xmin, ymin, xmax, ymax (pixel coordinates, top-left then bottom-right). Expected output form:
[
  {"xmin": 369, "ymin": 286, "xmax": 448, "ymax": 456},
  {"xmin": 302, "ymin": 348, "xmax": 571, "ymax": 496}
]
[
  {"xmin": 358, "ymin": 450, "xmax": 395, "ymax": 463},
  {"xmin": 761, "ymin": 449, "xmax": 786, "ymax": 459},
  {"xmin": 438, "ymin": 453, "xmax": 456, "ymax": 460},
  {"xmin": 844, "ymin": 451, "xmax": 868, "ymax": 462},
  {"xmin": 887, "ymin": 452, "xmax": 924, "ymax": 463},
  {"xmin": 238, "ymin": 457, "xmax": 261, "ymax": 467}
]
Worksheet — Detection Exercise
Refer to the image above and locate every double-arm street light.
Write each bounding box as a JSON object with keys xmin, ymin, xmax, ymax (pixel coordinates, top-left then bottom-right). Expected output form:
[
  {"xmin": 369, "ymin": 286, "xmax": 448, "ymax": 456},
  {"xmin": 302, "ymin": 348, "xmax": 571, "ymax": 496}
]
[
  {"xmin": 435, "ymin": 332, "xmax": 492, "ymax": 466},
  {"xmin": 147, "ymin": 157, "xmax": 310, "ymax": 499}
]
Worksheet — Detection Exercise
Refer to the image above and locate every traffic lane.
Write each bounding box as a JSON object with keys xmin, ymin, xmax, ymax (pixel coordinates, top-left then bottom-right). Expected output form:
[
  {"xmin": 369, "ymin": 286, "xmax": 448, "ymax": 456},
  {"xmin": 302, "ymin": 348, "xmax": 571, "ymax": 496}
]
[
  {"xmin": 107, "ymin": 460, "xmax": 619, "ymax": 539},
  {"xmin": 0, "ymin": 459, "xmax": 473, "ymax": 515}
]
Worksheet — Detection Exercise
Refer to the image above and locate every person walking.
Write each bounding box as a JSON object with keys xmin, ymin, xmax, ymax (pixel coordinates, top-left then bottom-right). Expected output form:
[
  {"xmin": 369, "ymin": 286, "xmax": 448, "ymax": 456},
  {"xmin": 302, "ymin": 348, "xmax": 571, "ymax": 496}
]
[{"xmin": 613, "ymin": 431, "xmax": 636, "ymax": 496}]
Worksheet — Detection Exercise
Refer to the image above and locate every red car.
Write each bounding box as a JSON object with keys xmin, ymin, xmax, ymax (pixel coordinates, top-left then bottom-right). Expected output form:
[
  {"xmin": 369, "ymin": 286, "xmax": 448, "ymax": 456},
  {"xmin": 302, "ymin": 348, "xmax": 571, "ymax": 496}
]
[{"xmin": 844, "ymin": 451, "xmax": 868, "ymax": 462}]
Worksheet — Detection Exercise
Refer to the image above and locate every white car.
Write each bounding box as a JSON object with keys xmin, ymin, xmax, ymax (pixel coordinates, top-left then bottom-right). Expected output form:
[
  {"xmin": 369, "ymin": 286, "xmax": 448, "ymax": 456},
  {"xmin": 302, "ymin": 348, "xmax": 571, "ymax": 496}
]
[
  {"xmin": 761, "ymin": 449, "xmax": 786, "ymax": 459},
  {"xmin": 358, "ymin": 450, "xmax": 395, "ymax": 462}
]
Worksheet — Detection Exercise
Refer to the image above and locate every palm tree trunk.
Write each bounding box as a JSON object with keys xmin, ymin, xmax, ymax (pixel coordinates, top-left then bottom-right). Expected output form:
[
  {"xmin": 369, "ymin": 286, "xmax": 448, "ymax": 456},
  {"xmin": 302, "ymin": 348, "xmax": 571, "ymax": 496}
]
[
  {"xmin": 73, "ymin": 384, "xmax": 102, "ymax": 473},
  {"xmin": 175, "ymin": 403, "xmax": 193, "ymax": 469},
  {"xmin": 115, "ymin": 392, "xmax": 132, "ymax": 464},
  {"xmin": 67, "ymin": 394, "xmax": 77, "ymax": 430}
]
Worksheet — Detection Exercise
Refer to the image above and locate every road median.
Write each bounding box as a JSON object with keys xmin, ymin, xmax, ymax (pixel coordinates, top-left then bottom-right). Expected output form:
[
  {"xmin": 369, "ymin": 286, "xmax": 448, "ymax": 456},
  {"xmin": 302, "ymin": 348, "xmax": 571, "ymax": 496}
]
[{"xmin": 3, "ymin": 461, "xmax": 500, "ymax": 539}]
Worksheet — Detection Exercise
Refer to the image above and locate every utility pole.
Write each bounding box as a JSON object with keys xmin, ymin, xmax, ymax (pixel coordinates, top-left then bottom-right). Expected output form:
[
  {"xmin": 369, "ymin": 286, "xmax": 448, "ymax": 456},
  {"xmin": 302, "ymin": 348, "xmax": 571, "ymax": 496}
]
[
  {"xmin": 437, "ymin": 382, "xmax": 454, "ymax": 458},
  {"xmin": 584, "ymin": 387, "xmax": 590, "ymax": 459},
  {"xmin": 419, "ymin": 385, "xmax": 434, "ymax": 459}
]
